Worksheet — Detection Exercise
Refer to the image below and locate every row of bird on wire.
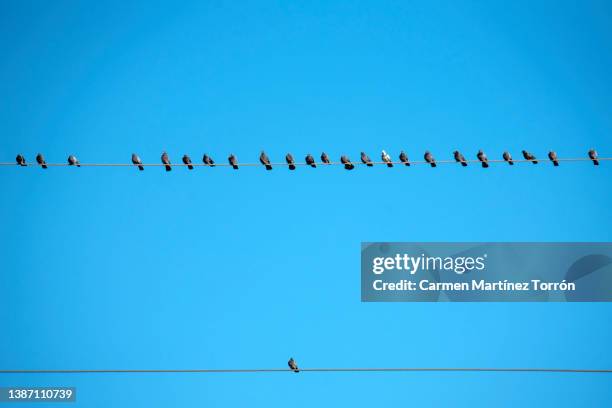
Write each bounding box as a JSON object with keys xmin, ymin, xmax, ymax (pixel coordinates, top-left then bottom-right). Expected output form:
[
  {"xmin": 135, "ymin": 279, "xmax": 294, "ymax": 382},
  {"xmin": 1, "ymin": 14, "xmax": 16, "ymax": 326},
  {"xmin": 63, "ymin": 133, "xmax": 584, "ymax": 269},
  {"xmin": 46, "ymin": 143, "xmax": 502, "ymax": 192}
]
[{"xmin": 13, "ymin": 149, "xmax": 602, "ymax": 170}]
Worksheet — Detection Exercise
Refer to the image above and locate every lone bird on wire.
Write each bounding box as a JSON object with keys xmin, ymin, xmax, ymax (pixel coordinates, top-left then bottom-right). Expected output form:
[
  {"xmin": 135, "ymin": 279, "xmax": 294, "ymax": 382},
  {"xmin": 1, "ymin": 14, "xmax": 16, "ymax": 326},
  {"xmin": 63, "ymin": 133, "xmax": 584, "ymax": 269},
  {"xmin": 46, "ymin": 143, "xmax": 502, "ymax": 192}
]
[
  {"xmin": 522, "ymin": 150, "xmax": 538, "ymax": 164},
  {"xmin": 588, "ymin": 149, "xmax": 599, "ymax": 165},
  {"xmin": 182, "ymin": 154, "xmax": 194, "ymax": 170},
  {"xmin": 399, "ymin": 151, "xmax": 410, "ymax": 166},
  {"xmin": 36, "ymin": 153, "xmax": 47, "ymax": 169},
  {"xmin": 16, "ymin": 154, "xmax": 26, "ymax": 166},
  {"xmin": 361, "ymin": 151, "xmax": 373, "ymax": 166},
  {"xmin": 228, "ymin": 154, "xmax": 239, "ymax": 169},
  {"xmin": 381, "ymin": 150, "xmax": 393, "ymax": 167},
  {"xmin": 132, "ymin": 153, "xmax": 144, "ymax": 171},
  {"xmin": 340, "ymin": 155, "xmax": 355, "ymax": 170},
  {"xmin": 477, "ymin": 150, "xmax": 489, "ymax": 168},
  {"xmin": 288, "ymin": 358, "xmax": 299, "ymax": 373},
  {"xmin": 203, "ymin": 154, "xmax": 215, "ymax": 167},
  {"xmin": 260, "ymin": 151, "xmax": 272, "ymax": 170},
  {"xmin": 503, "ymin": 151, "xmax": 514, "ymax": 165},
  {"xmin": 305, "ymin": 154, "xmax": 316, "ymax": 168},
  {"xmin": 321, "ymin": 152, "xmax": 331, "ymax": 164},
  {"xmin": 68, "ymin": 155, "xmax": 80, "ymax": 167},
  {"xmin": 424, "ymin": 151, "xmax": 436, "ymax": 167},
  {"xmin": 286, "ymin": 153, "xmax": 296, "ymax": 170},
  {"xmin": 454, "ymin": 150, "xmax": 468, "ymax": 166},
  {"xmin": 161, "ymin": 152, "xmax": 172, "ymax": 171},
  {"xmin": 548, "ymin": 151, "xmax": 559, "ymax": 166}
]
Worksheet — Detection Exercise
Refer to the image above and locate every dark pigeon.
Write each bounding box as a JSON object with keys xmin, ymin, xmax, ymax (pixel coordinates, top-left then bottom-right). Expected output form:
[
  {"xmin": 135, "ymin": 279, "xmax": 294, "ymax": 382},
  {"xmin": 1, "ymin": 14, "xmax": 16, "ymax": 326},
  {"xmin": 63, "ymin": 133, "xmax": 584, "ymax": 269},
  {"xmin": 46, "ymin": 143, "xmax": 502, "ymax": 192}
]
[
  {"xmin": 305, "ymin": 154, "xmax": 316, "ymax": 168},
  {"xmin": 548, "ymin": 151, "xmax": 559, "ymax": 166},
  {"xmin": 454, "ymin": 150, "xmax": 467, "ymax": 167},
  {"xmin": 424, "ymin": 151, "xmax": 436, "ymax": 167},
  {"xmin": 161, "ymin": 152, "xmax": 172, "ymax": 171},
  {"xmin": 321, "ymin": 152, "xmax": 331, "ymax": 164},
  {"xmin": 182, "ymin": 154, "xmax": 194, "ymax": 170},
  {"xmin": 588, "ymin": 149, "xmax": 599, "ymax": 166},
  {"xmin": 477, "ymin": 150, "xmax": 489, "ymax": 168},
  {"xmin": 286, "ymin": 153, "xmax": 296, "ymax": 170},
  {"xmin": 399, "ymin": 151, "xmax": 410, "ymax": 166},
  {"xmin": 381, "ymin": 150, "xmax": 393, "ymax": 167},
  {"xmin": 68, "ymin": 155, "xmax": 80, "ymax": 167},
  {"xmin": 260, "ymin": 151, "xmax": 272, "ymax": 170},
  {"xmin": 132, "ymin": 153, "xmax": 144, "ymax": 171},
  {"xmin": 16, "ymin": 154, "xmax": 26, "ymax": 166},
  {"xmin": 340, "ymin": 155, "xmax": 354, "ymax": 170},
  {"xmin": 203, "ymin": 154, "xmax": 215, "ymax": 167},
  {"xmin": 503, "ymin": 151, "xmax": 514, "ymax": 165},
  {"xmin": 228, "ymin": 154, "xmax": 239, "ymax": 169},
  {"xmin": 522, "ymin": 150, "xmax": 538, "ymax": 164},
  {"xmin": 36, "ymin": 153, "xmax": 47, "ymax": 169},
  {"xmin": 288, "ymin": 358, "xmax": 299, "ymax": 373},
  {"xmin": 361, "ymin": 151, "xmax": 373, "ymax": 166}
]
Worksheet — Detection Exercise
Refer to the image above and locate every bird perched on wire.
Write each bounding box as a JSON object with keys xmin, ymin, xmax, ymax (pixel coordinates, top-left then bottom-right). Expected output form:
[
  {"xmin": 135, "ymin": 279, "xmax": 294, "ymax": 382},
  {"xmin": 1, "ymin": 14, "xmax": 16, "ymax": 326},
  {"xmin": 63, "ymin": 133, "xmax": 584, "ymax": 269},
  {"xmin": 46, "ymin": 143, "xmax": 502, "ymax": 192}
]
[
  {"xmin": 340, "ymin": 155, "xmax": 354, "ymax": 170},
  {"xmin": 288, "ymin": 358, "xmax": 299, "ymax": 373},
  {"xmin": 228, "ymin": 154, "xmax": 239, "ymax": 169},
  {"xmin": 321, "ymin": 152, "xmax": 331, "ymax": 165},
  {"xmin": 161, "ymin": 152, "xmax": 172, "ymax": 171},
  {"xmin": 286, "ymin": 153, "xmax": 296, "ymax": 170},
  {"xmin": 548, "ymin": 151, "xmax": 559, "ymax": 166},
  {"xmin": 68, "ymin": 155, "xmax": 80, "ymax": 167},
  {"xmin": 182, "ymin": 154, "xmax": 194, "ymax": 170},
  {"xmin": 203, "ymin": 154, "xmax": 215, "ymax": 167},
  {"xmin": 381, "ymin": 150, "xmax": 393, "ymax": 167},
  {"xmin": 36, "ymin": 153, "xmax": 47, "ymax": 169},
  {"xmin": 361, "ymin": 152, "xmax": 373, "ymax": 167},
  {"xmin": 305, "ymin": 154, "xmax": 316, "ymax": 168},
  {"xmin": 588, "ymin": 149, "xmax": 599, "ymax": 166},
  {"xmin": 260, "ymin": 151, "xmax": 272, "ymax": 170},
  {"xmin": 424, "ymin": 151, "xmax": 436, "ymax": 167},
  {"xmin": 16, "ymin": 154, "xmax": 26, "ymax": 166},
  {"xmin": 477, "ymin": 150, "xmax": 489, "ymax": 168},
  {"xmin": 132, "ymin": 153, "xmax": 144, "ymax": 171},
  {"xmin": 522, "ymin": 150, "xmax": 538, "ymax": 164},
  {"xmin": 503, "ymin": 151, "xmax": 514, "ymax": 165},
  {"xmin": 454, "ymin": 150, "xmax": 467, "ymax": 166},
  {"xmin": 399, "ymin": 151, "xmax": 410, "ymax": 166}
]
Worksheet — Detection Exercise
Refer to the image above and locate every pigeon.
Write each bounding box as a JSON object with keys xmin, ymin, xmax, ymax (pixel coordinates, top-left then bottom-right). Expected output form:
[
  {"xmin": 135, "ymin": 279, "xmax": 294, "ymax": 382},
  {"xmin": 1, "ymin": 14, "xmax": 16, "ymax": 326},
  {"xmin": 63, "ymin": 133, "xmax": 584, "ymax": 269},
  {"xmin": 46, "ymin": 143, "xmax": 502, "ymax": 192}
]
[
  {"xmin": 161, "ymin": 152, "xmax": 172, "ymax": 171},
  {"xmin": 454, "ymin": 150, "xmax": 467, "ymax": 166},
  {"xmin": 477, "ymin": 150, "xmax": 489, "ymax": 168},
  {"xmin": 132, "ymin": 153, "xmax": 144, "ymax": 171},
  {"xmin": 305, "ymin": 154, "xmax": 316, "ymax": 168},
  {"xmin": 68, "ymin": 155, "xmax": 80, "ymax": 167},
  {"xmin": 548, "ymin": 151, "xmax": 559, "ymax": 166},
  {"xmin": 260, "ymin": 151, "xmax": 272, "ymax": 170},
  {"xmin": 503, "ymin": 151, "xmax": 514, "ymax": 165},
  {"xmin": 588, "ymin": 149, "xmax": 599, "ymax": 166},
  {"xmin": 321, "ymin": 152, "xmax": 331, "ymax": 164},
  {"xmin": 16, "ymin": 154, "xmax": 26, "ymax": 166},
  {"xmin": 522, "ymin": 150, "xmax": 538, "ymax": 164},
  {"xmin": 288, "ymin": 358, "xmax": 299, "ymax": 373},
  {"xmin": 203, "ymin": 154, "xmax": 215, "ymax": 167},
  {"xmin": 361, "ymin": 151, "xmax": 373, "ymax": 167},
  {"xmin": 228, "ymin": 154, "xmax": 239, "ymax": 169},
  {"xmin": 424, "ymin": 151, "xmax": 436, "ymax": 167},
  {"xmin": 340, "ymin": 155, "xmax": 354, "ymax": 170},
  {"xmin": 36, "ymin": 153, "xmax": 47, "ymax": 169},
  {"xmin": 182, "ymin": 154, "xmax": 194, "ymax": 170},
  {"xmin": 381, "ymin": 150, "xmax": 393, "ymax": 167},
  {"xmin": 286, "ymin": 153, "xmax": 296, "ymax": 170},
  {"xmin": 399, "ymin": 151, "xmax": 410, "ymax": 166}
]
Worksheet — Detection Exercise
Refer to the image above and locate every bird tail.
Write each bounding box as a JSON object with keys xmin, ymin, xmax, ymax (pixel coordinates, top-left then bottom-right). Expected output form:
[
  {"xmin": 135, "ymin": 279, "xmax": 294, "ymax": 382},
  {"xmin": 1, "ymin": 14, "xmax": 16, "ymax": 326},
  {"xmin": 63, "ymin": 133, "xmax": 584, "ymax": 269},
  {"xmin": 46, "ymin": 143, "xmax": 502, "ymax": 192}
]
[
  {"xmin": 532, "ymin": 160, "xmax": 538, "ymax": 164},
  {"xmin": 232, "ymin": 165, "xmax": 239, "ymax": 170},
  {"xmin": 310, "ymin": 164, "xmax": 316, "ymax": 168},
  {"xmin": 430, "ymin": 163, "xmax": 436, "ymax": 168},
  {"xmin": 508, "ymin": 161, "xmax": 514, "ymax": 165},
  {"xmin": 404, "ymin": 162, "xmax": 410, "ymax": 166},
  {"xmin": 76, "ymin": 163, "xmax": 81, "ymax": 167},
  {"xmin": 294, "ymin": 369, "xmax": 299, "ymax": 373},
  {"xmin": 165, "ymin": 165, "xmax": 172, "ymax": 171},
  {"xmin": 345, "ymin": 164, "xmax": 354, "ymax": 170},
  {"xmin": 461, "ymin": 162, "xmax": 467, "ymax": 167},
  {"xmin": 386, "ymin": 163, "xmax": 393, "ymax": 168},
  {"xmin": 289, "ymin": 164, "xmax": 296, "ymax": 170},
  {"xmin": 188, "ymin": 165, "xmax": 194, "ymax": 170},
  {"xmin": 138, "ymin": 165, "xmax": 144, "ymax": 171},
  {"xmin": 593, "ymin": 160, "xmax": 599, "ymax": 166},
  {"xmin": 482, "ymin": 162, "xmax": 489, "ymax": 168},
  {"xmin": 367, "ymin": 163, "xmax": 373, "ymax": 167},
  {"xmin": 42, "ymin": 164, "xmax": 48, "ymax": 169},
  {"xmin": 553, "ymin": 161, "xmax": 559, "ymax": 167},
  {"xmin": 265, "ymin": 164, "xmax": 272, "ymax": 170}
]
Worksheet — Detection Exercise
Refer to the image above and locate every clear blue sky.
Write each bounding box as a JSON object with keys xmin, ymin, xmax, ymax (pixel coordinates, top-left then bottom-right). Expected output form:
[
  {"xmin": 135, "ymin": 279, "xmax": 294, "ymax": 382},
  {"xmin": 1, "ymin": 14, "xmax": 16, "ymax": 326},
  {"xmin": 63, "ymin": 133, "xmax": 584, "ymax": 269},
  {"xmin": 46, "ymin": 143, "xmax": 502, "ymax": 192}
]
[{"xmin": 1, "ymin": 1, "xmax": 612, "ymax": 406}]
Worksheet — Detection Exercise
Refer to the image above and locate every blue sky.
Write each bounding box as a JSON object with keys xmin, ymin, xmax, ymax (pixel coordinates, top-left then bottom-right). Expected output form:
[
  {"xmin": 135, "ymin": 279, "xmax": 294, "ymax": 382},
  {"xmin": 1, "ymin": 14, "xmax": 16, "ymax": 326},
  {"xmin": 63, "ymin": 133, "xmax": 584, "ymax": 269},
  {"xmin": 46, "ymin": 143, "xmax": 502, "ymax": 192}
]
[{"xmin": 1, "ymin": 1, "xmax": 612, "ymax": 406}]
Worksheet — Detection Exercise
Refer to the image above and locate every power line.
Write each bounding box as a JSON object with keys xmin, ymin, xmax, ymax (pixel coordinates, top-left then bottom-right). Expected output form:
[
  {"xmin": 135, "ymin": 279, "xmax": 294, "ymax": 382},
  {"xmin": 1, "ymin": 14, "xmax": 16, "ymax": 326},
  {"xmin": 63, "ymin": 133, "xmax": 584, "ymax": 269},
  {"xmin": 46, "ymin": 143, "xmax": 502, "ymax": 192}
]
[{"xmin": 1, "ymin": 367, "xmax": 611, "ymax": 374}]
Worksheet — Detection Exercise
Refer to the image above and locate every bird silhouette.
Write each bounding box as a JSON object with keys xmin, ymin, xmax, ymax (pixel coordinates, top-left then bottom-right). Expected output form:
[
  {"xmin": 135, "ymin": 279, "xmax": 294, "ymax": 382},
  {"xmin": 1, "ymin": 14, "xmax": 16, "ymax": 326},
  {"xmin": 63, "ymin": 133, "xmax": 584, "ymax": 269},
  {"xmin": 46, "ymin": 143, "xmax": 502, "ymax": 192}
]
[
  {"xmin": 68, "ymin": 155, "xmax": 80, "ymax": 167},
  {"xmin": 228, "ymin": 154, "xmax": 239, "ymax": 169},
  {"xmin": 424, "ymin": 151, "xmax": 436, "ymax": 167},
  {"xmin": 260, "ymin": 151, "xmax": 272, "ymax": 170},
  {"xmin": 522, "ymin": 150, "xmax": 538, "ymax": 164},
  {"xmin": 588, "ymin": 149, "xmax": 599, "ymax": 166},
  {"xmin": 454, "ymin": 150, "xmax": 467, "ymax": 166},
  {"xmin": 286, "ymin": 153, "xmax": 296, "ymax": 170},
  {"xmin": 381, "ymin": 150, "xmax": 393, "ymax": 167},
  {"xmin": 361, "ymin": 152, "xmax": 373, "ymax": 166},
  {"xmin": 16, "ymin": 154, "xmax": 26, "ymax": 166},
  {"xmin": 477, "ymin": 150, "xmax": 489, "ymax": 168},
  {"xmin": 503, "ymin": 151, "xmax": 514, "ymax": 165},
  {"xmin": 203, "ymin": 154, "xmax": 215, "ymax": 167},
  {"xmin": 399, "ymin": 151, "xmax": 410, "ymax": 166},
  {"xmin": 305, "ymin": 154, "xmax": 316, "ymax": 168},
  {"xmin": 321, "ymin": 152, "xmax": 331, "ymax": 164},
  {"xmin": 548, "ymin": 151, "xmax": 559, "ymax": 166},
  {"xmin": 36, "ymin": 153, "xmax": 47, "ymax": 169},
  {"xmin": 340, "ymin": 155, "xmax": 354, "ymax": 170},
  {"xmin": 161, "ymin": 152, "xmax": 172, "ymax": 171},
  {"xmin": 288, "ymin": 358, "xmax": 299, "ymax": 373},
  {"xmin": 132, "ymin": 153, "xmax": 144, "ymax": 171},
  {"xmin": 182, "ymin": 154, "xmax": 194, "ymax": 170}
]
